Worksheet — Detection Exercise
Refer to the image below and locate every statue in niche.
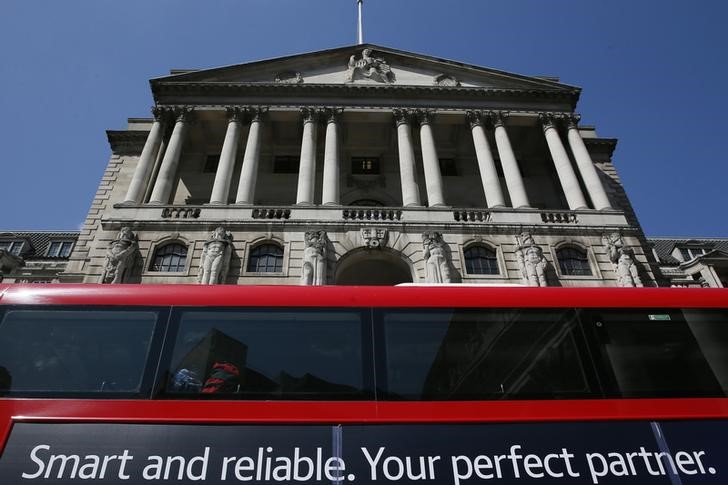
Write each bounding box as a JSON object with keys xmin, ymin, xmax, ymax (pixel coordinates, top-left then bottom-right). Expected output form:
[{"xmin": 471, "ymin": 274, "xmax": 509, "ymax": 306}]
[
  {"xmin": 301, "ymin": 230, "xmax": 328, "ymax": 286},
  {"xmin": 100, "ymin": 227, "xmax": 139, "ymax": 284},
  {"xmin": 422, "ymin": 232, "xmax": 457, "ymax": 283},
  {"xmin": 345, "ymin": 48, "xmax": 395, "ymax": 84},
  {"xmin": 198, "ymin": 227, "xmax": 233, "ymax": 285},
  {"xmin": 603, "ymin": 233, "xmax": 643, "ymax": 288},
  {"xmin": 515, "ymin": 232, "xmax": 548, "ymax": 287}
]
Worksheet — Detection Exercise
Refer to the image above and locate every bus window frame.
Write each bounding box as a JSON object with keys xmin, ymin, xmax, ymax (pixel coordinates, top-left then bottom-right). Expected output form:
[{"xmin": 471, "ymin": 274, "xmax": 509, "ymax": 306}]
[{"xmin": 0, "ymin": 304, "xmax": 170, "ymax": 399}]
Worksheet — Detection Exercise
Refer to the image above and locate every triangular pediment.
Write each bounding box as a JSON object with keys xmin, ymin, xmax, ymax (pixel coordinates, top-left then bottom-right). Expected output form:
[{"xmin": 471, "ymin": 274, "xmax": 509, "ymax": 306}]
[{"xmin": 153, "ymin": 44, "xmax": 578, "ymax": 92}]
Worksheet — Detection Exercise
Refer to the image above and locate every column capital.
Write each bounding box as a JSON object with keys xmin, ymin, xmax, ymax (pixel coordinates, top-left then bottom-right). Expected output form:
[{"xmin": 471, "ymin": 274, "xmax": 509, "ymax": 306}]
[
  {"xmin": 488, "ymin": 111, "xmax": 509, "ymax": 128},
  {"xmin": 393, "ymin": 108, "xmax": 413, "ymax": 126},
  {"xmin": 465, "ymin": 110, "xmax": 484, "ymax": 128},
  {"xmin": 415, "ymin": 109, "xmax": 436, "ymax": 126},
  {"xmin": 151, "ymin": 106, "xmax": 170, "ymax": 122},
  {"xmin": 323, "ymin": 107, "xmax": 344, "ymax": 124},
  {"xmin": 300, "ymin": 107, "xmax": 320, "ymax": 124},
  {"xmin": 173, "ymin": 106, "xmax": 195, "ymax": 123},
  {"xmin": 247, "ymin": 106, "xmax": 269, "ymax": 123},
  {"xmin": 538, "ymin": 112, "xmax": 558, "ymax": 131},
  {"xmin": 225, "ymin": 106, "xmax": 246, "ymax": 123},
  {"xmin": 565, "ymin": 114, "xmax": 581, "ymax": 129}
]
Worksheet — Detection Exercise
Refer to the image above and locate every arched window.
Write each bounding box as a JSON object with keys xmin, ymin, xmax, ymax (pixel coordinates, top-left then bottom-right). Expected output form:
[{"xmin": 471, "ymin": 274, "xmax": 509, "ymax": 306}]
[
  {"xmin": 247, "ymin": 243, "xmax": 284, "ymax": 273},
  {"xmin": 557, "ymin": 246, "xmax": 592, "ymax": 276},
  {"xmin": 463, "ymin": 245, "xmax": 499, "ymax": 275},
  {"xmin": 149, "ymin": 243, "xmax": 188, "ymax": 272}
]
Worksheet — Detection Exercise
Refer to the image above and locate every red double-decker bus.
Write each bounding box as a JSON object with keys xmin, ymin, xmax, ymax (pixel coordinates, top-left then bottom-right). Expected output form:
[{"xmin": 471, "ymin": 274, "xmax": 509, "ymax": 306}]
[{"xmin": 0, "ymin": 284, "xmax": 727, "ymax": 484}]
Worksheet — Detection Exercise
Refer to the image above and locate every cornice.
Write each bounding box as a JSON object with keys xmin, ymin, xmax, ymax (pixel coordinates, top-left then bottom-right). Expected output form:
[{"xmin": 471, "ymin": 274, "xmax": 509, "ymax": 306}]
[
  {"xmin": 106, "ymin": 130, "xmax": 147, "ymax": 155},
  {"xmin": 583, "ymin": 138, "xmax": 618, "ymax": 156}
]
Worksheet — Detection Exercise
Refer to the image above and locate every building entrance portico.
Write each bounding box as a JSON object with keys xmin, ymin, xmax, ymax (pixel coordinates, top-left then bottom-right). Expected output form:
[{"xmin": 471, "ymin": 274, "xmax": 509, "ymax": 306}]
[{"xmin": 335, "ymin": 248, "xmax": 413, "ymax": 286}]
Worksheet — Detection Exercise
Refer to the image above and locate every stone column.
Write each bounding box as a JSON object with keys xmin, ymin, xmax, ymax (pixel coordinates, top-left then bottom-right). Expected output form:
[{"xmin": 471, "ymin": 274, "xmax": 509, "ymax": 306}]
[
  {"xmin": 123, "ymin": 107, "xmax": 166, "ymax": 204},
  {"xmin": 466, "ymin": 111, "xmax": 505, "ymax": 208},
  {"xmin": 235, "ymin": 107, "xmax": 266, "ymax": 205},
  {"xmin": 417, "ymin": 110, "xmax": 446, "ymax": 207},
  {"xmin": 394, "ymin": 109, "xmax": 421, "ymax": 206},
  {"xmin": 149, "ymin": 107, "xmax": 193, "ymax": 204},
  {"xmin": 565, "ymin": 115, "xmax": 612, "ymax": 210},
  {"xmin": 490, "ymin": 112, "xmax": 530, "ymax": 208},
  {"xmin": 540, "ymin": 113, "xmax": 588, "ymax": 210},
  {"xmin": 321, "ymin": 108, "xmax": 342, "ymax": 205},
  {"xmin": 209, "ymin": 107, "xmax": 244, "ymax": 204},
  {"xmin": 296, "ymin": 108, "xmax": 319, "ymax": 205}
]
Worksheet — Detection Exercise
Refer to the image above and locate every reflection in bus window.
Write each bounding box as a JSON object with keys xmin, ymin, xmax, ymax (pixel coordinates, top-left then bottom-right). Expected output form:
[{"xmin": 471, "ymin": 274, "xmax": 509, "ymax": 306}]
[
  {"xmin": 590, "ymin": 309, "xmax": 728, "ymax": 398},
  {"xmin": 0, "ymin": 310, "xmax": 158, "ymax": 394},
  {"xmin": 165, "ymin": 310, "xmax": 367, "ymax": 399},
  {"xmin": 380, "ymin": 309, "xmax": 596, "ymax": 400}
]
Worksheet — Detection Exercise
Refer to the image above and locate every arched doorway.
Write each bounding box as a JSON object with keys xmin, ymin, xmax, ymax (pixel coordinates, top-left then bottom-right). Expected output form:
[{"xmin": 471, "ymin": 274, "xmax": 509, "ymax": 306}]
[{"xmin": 335, "ymin": 248, "xmax": 414, "ymax": 286}]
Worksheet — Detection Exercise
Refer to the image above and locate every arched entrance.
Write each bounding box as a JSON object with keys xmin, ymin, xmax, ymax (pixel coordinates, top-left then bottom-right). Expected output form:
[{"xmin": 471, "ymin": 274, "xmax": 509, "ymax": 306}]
[{"xmin": 335, "ymin": 248, "xmax": 414, "ymax": 286}]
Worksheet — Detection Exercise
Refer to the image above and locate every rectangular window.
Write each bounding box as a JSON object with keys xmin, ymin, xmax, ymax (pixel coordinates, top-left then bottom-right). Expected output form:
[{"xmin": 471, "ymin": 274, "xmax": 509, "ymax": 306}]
[
  {"xmin": 203, "ymin": 154, "xmax": 220, "ymax": 173},
  {"xmin": 680, "ymin": 247, "xmax": 707, "ymax": 261},
  {"xmin": 47, "ymin": 241, "xmax": 74, "ymax": 258},
  {"xmin": 164, "ymin": 309, "xmax": 371, "ymax": 399},
  {"xmin": 0, "ymin": 241, "xmax": 23, "ymax": 256},
  {"xmin": 274, "ymin": 156, "xmax": 300, "ymax": 174},
  {"xmin": 377, "ymin": 308, "xmax": 595, "ymax": 400},
  {"xmin": 351, "ymin": 157, "xmax": 380, "ymax": 175},
  {"xmin": 438, "ymin": 158, "xmax": 458, "ymax": 176},
  {"xmin": 0, "ymin": 309, "xmax": 162, "ymax": 395}
]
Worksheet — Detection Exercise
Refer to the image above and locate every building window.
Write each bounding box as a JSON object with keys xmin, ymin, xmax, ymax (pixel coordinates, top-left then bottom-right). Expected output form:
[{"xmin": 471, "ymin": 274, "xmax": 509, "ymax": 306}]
[
  {"xmin": 463, "ymin": 245, "xmax": 499, "ymax": 275},
  {"xmin": 680, "ymin": 247, "xmax": 707, "ymax": 261},
  {"xmin": 557, "ymin": 247, "xmax": 592, "ymax": 276},
  {"xmin": 203, "ymin": 154, "xmax": 220, "ymax": 173},
  {"xmin": 439, "ymin": 158, "xmax": 458, "ymax": 176},
  {"xmin": 274, "ymin": 156, "xmax": 300, "ymax": 173},
  {"xmin": 149, "ymin": 243, "xmax": 188, "ymax": 272},
  {"xmin": 351, "ymin": 157, "xmax": 380, "ymax": 175},
  {"xmin": 47, "ymin": 241, "xmax": 74, "ymax": 258},
  {"xmin": 0, "ymin": 241, "xmax": 24, "ymax": 256},
  {"xmin": 247, "ymin": 243, "xmax": 283, "ymax": 273}
]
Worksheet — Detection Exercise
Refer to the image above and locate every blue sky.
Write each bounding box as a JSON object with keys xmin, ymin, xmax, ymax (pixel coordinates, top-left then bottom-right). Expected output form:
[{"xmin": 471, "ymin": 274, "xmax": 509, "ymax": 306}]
[{"xmin": 1, "ymin": 0, "xmax": 726, "ymax": 237}]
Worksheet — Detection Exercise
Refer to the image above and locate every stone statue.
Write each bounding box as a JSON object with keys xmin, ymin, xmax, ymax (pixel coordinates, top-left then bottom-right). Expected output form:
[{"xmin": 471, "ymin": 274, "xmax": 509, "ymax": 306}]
[
  {"xmin": 422, "ymin": 232, "xmax": 457, "ymax": 283},
  {"xmin": 198, "ymin": 227, "xmax": 233, "ymax": 285},
  {"xmin": 300, "ymin": 230, "xmax": 328, "ymax": 286},
  {"xmin": 345, "ymin": 48, "xmax": 395, "ymax": 84},
  {"xmin": 515, "ymin": 232, "xmax": 548, "ymax": 286},
  {"xmin": 100, "ymin": 227, "xmax": 139, "ymax": 284},
  {"xmin": 603, "ymin": 233, "xmax": 643, "ymax": 287}
]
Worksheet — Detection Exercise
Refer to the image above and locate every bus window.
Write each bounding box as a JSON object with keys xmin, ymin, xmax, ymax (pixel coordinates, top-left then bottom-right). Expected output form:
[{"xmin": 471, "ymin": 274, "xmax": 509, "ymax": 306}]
[
  {"xmin": 377, "ymin": 308, "xmax": 598, "ymax": 400},
  {"xmin": 586, "ymin": 309, "xmax": 728, "ymax": 398},
  {"xmin": 163, "ymin": 309, "xmax": 371, "ymax": 399},
  {"xmin": 0, "ymin": 308, "xmax": 160, "ymax": 395}
]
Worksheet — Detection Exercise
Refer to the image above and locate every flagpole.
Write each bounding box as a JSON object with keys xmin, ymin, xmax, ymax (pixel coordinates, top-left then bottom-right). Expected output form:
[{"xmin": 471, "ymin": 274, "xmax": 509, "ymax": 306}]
[{"xmin": 357, "ymin": 0, "xmax": 363, "ymax": 45}]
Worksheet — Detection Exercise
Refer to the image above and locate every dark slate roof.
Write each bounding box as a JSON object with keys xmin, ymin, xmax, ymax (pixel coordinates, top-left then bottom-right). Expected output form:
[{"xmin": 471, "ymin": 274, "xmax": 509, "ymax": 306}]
[
  {"xmin": 649, "ymin": 237, "xmax": 728, "ymax": 265},
  {"xmin": 0, "ymin": 231, "xmax": 79, "ymax": 260}
]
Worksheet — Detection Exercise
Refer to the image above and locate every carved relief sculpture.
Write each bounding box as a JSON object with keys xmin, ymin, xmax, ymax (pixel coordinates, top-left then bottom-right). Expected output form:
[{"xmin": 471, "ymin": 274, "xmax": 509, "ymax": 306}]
[
  {"xmin": 603, "ymin": 233, "xmax": 643, "ymax": 287},
  {"xmin": 361, "ymin": 228, "xmax": 388, "ymax": 249},
  {"xmin": 274, "ymin": 71, "xmax": 303, "ymax": 84},
  {"xmin": 515, "ymin": 232, "xmax": 548, "ymax": 287},
  {"xmin": 433, "ymin": 74, "xmax": 461, "ymax": 87},
  {"xmin": 100, "ymin": 227, "xmax": 139, "ymax": 284},
  {"xmin": 422, "ymin": 232, "xmax": 456, "ymax": 283},
  {"xmin": 345, "ymin": 48, "xmax": 395, "ymax": 84},
  {"xmin": 301, "ymin": 230, "xmax": 328, "ymax": 286},
  {"xmin": 198, "ymin": 227, "xmax": 233, "ymax": 285}
]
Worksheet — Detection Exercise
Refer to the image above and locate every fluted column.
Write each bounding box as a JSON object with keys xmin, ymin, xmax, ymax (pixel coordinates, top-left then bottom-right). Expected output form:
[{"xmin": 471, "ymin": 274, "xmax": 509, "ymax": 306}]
[
  {"xmin": 565, "ymin": 115, "xmax": 612, "ymax": 210},
  {"xmin": 124, "ymin": 107, "xmax": 167, "ymax": 203},
  {"xmin": 416, "ymin": 110, "xmax": 446, "ymax": 207},
  {"xmin": 235, "ymin": 107, "xmax": 266, "ymax": 205},
  {"xmin": 490, "ymin": 112, "xmax": 530, "ymax": 208},
  {"xmin": 394, "ymin": 109, "xmax": 421, "ymax": 206},
  {"xmin": 149, "ymin": 107, "xmax": 193, "ymax": 204},
  {"xmin": 540, "ymin": 113, "xmax": 588, "ymax": 210},
  {"xmin": 296, "ymin": 108, "xmax": 319, "ymax": 205},
  {"xmin": 466, "ymin": 111, "xmax": 505, "ymax": 208},
  {"xmin": 209, "ymin": 107, "xmax": 244, "ymax": 204},
  {"xmin": 321, "ymin": 108, "xmax": 342, "ymax": 205}
]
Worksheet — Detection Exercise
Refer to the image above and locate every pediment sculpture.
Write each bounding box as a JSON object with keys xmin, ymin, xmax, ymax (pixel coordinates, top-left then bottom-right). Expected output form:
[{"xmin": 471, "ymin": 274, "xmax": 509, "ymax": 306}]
[
  {"xmin": 274, "ymin": 71, "xmax": 303, "ymax": 84},
  {"xmin": 100, "ymin": 227, "xmax": 139, "ymax": 284},
  {"xmin": 434, "ymin": 74, "xmax": 461, "ymax": 87},
  {"xmin": 345, "ymin": 49, "xmax": 395, "ymax": 84},
  {"xmin": 603, "ymin": 232, "xmax": 643, "ymax": 287},
  {"xmin": 515, "ymin": 232, "xmax": 548, "ymax": 287},
  {"xmin": 198, "ymin": 227, "xmax": 233, "ymax": 285}
]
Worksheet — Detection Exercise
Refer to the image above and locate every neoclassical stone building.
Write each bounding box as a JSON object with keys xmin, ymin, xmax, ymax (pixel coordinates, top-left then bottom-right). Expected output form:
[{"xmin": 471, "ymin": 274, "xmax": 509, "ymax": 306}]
[{"xmin": 49, "ymin": 43, "xmax": 664, "ymax": 287}]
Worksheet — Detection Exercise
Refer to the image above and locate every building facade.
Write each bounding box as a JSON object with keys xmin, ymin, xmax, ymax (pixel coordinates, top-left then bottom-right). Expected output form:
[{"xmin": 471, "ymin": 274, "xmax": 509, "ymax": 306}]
[{"xmin": 3, "ymin": 44, "xmax": 691, "ymax": 287}]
